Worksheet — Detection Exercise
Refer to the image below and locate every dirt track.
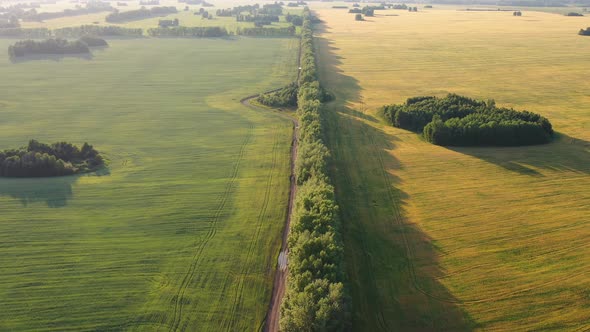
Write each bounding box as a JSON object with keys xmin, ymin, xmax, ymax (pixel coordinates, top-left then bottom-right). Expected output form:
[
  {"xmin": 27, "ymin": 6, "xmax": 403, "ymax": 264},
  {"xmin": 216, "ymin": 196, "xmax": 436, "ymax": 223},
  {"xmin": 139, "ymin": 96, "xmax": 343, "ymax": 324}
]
[{"xmin": 240, "ymin": 95, "xmax": 298, "ymax": 332}]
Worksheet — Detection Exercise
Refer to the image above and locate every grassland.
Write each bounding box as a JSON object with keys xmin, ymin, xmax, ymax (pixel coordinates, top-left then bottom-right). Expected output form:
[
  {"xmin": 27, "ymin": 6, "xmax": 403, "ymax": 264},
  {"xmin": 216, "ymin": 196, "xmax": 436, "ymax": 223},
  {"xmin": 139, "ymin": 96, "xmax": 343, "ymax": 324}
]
[
  {"xmin": 0, "ymin": 37, "xmax": 298, "ymax": 330},
  {"xmin": 314, "ymin": 7, "xmax": 590, "ymax": 331}
]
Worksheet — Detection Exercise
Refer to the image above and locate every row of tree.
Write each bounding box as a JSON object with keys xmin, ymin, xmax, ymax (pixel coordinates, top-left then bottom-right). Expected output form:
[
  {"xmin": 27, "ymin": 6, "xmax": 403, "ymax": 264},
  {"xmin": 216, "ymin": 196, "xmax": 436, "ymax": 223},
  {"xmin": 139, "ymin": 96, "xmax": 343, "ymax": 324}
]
[
  {"xmin": 105, "ymin": 6, "xmax": 177, "ymax": 22},
  {"xmin": 382, "ymin": 94, "xmax": 554, "ymax": 146},
  {"xmin": 0, "ymin": 140, "xmax": 103, "ymax": 177},
  {"xmin": 236, "ymin": 25, "xmax": 295, "ymax": 36},
  {"xmin": 147, "ymin": 26, "xmax": 228, "ymax": 37},
  {"xmin": 280, "ymin": 8, "xmax": 351, "ymax": 331},
  {"xmin": 8, "ymin": 38, "xmax": 92, "ymax": 58},
  {"xmin": 23, "ymin": 2, "xmax": 114, "ymax": 22},
  {"xmin": 53, "ymin": 25, "xmax": 143, "ymax": 37},
  {"xmin": 0, "ymin": 27, "xmax": 51, "ymax": 38}
]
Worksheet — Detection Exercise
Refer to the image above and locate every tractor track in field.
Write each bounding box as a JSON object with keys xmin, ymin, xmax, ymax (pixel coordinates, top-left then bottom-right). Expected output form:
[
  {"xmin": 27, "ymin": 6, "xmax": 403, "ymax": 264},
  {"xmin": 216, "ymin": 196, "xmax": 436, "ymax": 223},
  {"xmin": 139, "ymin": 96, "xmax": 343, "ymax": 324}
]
[
  {"xmin": 240, "ymin": 94, "xmax": 298, "ymax": 332},
  {"xmin": 169, "ymin": 125, "xmax": 254, "ymax": 332},
  {"xmin": 222, "ymin": 125, "xmax": 282, "ymax": 331}
]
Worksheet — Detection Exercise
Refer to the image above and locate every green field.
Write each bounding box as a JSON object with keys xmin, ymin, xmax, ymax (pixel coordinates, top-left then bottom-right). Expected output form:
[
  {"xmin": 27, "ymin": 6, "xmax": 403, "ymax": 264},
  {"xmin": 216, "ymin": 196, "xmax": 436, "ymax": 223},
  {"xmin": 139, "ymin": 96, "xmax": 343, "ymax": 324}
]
[
  {"xmin": 315, "ymin": 7, "xmax": 590, "ymax": 331},
  {"xmin": 0, "ymin": 37, "xmax": 297, "ymax": 330}
]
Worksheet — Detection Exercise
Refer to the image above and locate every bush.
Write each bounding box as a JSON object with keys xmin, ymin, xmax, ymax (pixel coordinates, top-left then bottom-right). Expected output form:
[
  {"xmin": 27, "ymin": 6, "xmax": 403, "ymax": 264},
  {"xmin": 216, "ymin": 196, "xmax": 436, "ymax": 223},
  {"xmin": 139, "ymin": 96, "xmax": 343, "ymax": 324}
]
[
  {"xmin": 0, "ymin": 140, "xmax": 104, "ymax": 177},
  {"xmin": 382, "ymin": 94, "xmax": 554, "ymax": 146}
]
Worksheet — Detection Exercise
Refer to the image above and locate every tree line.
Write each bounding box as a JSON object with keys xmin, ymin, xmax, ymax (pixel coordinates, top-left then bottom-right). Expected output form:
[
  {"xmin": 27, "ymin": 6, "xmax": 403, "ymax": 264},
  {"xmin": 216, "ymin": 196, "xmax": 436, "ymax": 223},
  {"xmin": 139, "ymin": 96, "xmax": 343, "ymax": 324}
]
[
  {"xmin": 0, "ymin": 140, "xmax": 104, "ymax": 177},
  {"xmin": 147, "ymin": 26, "xmax": 228, "ymax": 37},
  {"xmin": 0, "ymin": 28, "xmax": 51, "ymax": 38},
  {"xmin": 382, "ymin": 94, "xmax": 554, "ymax": 146},
  {"xmin": 105, "ymin": 6, "xmax": 177, "ymax": 23},
  {"xmin": 280, "ymin": 8, "xmax": 351, "ymax": 332},
  {"xmin": 236, "ymin": 25, "xmax": 295, "ymax": 36},
  {"xmin": 22, "ymin": 2, "xmax": 114, "ymax": 22},
  {"xmin": 53, "ymin": 25, "xmax": 143, "ymax": 38}
]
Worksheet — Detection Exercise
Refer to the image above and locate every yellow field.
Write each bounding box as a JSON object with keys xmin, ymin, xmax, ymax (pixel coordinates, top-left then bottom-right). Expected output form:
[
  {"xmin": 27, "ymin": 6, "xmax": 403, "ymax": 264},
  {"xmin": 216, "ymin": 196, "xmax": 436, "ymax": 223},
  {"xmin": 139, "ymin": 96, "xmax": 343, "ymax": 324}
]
[{"xmin": 314, "ymin": 7, "xmax": 590, "ymax": 331}]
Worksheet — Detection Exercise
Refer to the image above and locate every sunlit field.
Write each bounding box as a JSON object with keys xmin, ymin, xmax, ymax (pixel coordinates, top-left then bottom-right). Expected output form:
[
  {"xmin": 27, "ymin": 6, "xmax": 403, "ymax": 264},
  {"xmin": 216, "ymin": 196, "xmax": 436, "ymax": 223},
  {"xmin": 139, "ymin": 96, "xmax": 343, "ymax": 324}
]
[
  {"xmin": 0, "ymin": 37, "xmax": 297, "ymax": 331},
  {"xmin": 315, "ymin": 6, "xmax": 590, "ymax": 331}
]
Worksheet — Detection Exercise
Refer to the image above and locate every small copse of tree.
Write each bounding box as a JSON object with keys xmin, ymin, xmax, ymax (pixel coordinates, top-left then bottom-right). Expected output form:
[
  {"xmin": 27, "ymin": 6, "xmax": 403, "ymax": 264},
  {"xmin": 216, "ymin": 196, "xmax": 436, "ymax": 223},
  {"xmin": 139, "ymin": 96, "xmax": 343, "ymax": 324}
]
[
  {"xmin": 8, "ymin": 38, "xmax": 89, "ymax": 58},
  {"xmin": 257, "ymin": 82, "xmax": 298, "ymax": 107},
  {"xmin": 0, "ymin": 140, "xmax": 104, "ymax": 177},
  {"xmin": 382, "ymin": 94, "xmax": 553, "ymax": 146},
  {"xmin": 579, "ymin": 27, "xmax": 590, "ymax": 35},
  {"xmin": 513, "ymin": 10, "xmax": 522, "ymax": 16},
  {"xmin": 565, "ymin": 12, "xmax": 584, "ymax": 16}
]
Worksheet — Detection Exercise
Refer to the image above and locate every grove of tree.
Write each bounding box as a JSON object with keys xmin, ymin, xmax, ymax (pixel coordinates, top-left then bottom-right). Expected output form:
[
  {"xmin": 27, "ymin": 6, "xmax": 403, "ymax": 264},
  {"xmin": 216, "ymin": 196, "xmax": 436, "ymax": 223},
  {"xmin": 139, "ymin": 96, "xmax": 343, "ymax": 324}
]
[
  {"xmin": 382, "ymin": 94, "xmax": 554, "ymax": 146},
  {"xmin": 0, "ymin": 140, "xmax": 104, "ymax": 177}
]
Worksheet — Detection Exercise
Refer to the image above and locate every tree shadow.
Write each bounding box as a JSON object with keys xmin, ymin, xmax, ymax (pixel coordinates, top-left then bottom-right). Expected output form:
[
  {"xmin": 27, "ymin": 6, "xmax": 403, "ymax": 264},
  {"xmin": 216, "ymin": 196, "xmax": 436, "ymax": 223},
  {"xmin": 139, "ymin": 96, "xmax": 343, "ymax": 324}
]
[
  {"xmin": 10, "ymin": 52, "xmax": 94, "ymax": 64},
  {"xmin": 315, "ymin": 20, "xmax": 476, "ymax": 331},
  {"xmin": 0, "ymin": 167, "xmax": 110, "ymax": 208},
  {"xmin": 0, "ymin": 175, "xmax": 77, "ymax": 208},
  {"xmin": 446, "ymin": 133, "xmax": 590, "ymax": 177}
]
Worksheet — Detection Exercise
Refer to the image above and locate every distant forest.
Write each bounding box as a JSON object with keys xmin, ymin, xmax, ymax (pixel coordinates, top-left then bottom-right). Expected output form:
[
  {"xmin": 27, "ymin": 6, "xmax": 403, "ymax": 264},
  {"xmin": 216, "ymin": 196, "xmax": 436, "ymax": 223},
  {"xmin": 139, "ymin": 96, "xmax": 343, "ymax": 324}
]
[
  {"xmin": 382, "ymin": 94, "xmax": 554, "ymax": 146},
  {"xmin": 0, "ymin": 140, "xmax": 104, "ymax": 177}
]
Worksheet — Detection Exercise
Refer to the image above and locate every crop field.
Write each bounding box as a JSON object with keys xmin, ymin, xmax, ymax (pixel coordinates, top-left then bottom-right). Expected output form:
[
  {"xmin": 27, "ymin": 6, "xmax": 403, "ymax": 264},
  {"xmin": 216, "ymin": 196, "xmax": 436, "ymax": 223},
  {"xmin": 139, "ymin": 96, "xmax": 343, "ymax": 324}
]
[
  {"xmin": 0, "ymin": 37, "xmax": 297, "ymax": 330},
  {"xmin": 314, "ymin": 7, "xmax": 590, "ymax": 331}
]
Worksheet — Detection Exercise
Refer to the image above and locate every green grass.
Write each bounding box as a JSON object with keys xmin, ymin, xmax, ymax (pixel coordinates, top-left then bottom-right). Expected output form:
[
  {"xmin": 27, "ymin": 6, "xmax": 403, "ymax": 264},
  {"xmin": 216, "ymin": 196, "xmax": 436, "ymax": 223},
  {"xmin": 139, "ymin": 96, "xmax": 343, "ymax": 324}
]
[
  {"xmin": 315, "ymin": 7, "xmax": 590, "ymax": 331},
  {"xmin": 21, "ymin": 0, "xmax": 302, "ymax": 33},
  {"xmin": 0, "ymin": 37, "xmax": 297, "ymax": 331}
]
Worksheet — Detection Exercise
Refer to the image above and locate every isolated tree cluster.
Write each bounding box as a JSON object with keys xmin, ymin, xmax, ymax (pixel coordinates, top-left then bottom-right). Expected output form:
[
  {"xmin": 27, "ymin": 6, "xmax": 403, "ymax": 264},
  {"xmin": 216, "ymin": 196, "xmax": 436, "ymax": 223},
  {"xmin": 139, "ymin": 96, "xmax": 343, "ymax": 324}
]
[
  {"xmin": 0, "ymin": 140, "xmax": 104, "ymax": 177},
  {"xmin": 280, "ymin": 9, "xmax": 351, "ymax": 332},
  {"xmin": 7, "ymin": 38, "xmax": 97, "ymax": 57},
  {"xmin": 579, "ymin": 27, "xmax": 590, "ymax": 35},
  {"xmin": 382, "ymin": 94, "xmax": 554, "ymax": 146}
]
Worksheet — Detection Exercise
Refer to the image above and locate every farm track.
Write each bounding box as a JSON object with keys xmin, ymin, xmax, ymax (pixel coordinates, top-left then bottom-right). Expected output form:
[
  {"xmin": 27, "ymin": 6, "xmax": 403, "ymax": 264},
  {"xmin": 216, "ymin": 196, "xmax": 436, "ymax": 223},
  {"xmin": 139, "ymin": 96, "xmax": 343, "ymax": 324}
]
[
  {"xmin": 240, "ymin": 95, "xmax": 299, "ymax": 332},
  {"xmin": 169, "ymin": 125, "xmax": 254, "ymax": 332}
]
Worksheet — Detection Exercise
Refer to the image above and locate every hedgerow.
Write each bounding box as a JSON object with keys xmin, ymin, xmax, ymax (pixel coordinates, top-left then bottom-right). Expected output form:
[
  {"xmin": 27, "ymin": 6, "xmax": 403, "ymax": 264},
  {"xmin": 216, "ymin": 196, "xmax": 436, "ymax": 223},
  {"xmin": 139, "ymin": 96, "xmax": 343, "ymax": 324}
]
[{"xmin": 280, "ymin": 8, "xmax": 351, "ymax": 332}]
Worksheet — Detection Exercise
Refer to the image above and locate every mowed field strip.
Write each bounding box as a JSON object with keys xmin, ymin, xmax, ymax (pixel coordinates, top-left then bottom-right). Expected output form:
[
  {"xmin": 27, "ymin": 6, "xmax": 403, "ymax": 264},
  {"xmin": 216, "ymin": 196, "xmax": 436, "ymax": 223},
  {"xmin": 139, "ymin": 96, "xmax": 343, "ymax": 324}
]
[
  {"xmin": 0, "ymin": 37, "xmax": 297, "ymax": 331},
  {"xmin": 315, "ymin": 6, "xmax": 590, "ymax": 331}
]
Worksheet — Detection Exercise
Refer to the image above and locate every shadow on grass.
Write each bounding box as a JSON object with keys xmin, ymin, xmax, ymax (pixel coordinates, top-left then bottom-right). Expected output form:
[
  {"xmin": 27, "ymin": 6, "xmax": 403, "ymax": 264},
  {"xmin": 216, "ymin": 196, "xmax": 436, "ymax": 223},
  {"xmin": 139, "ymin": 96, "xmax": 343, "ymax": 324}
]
[
  {"xmin": 447, "ymin": 133, "xmax": 590, "ymax": 177},
  {"xmin": 10, "ymin": 52, "xmax": 94, "ymax": 64},
  {"xmin": 0, "ymin": 167, "xmax": 110, "ymax": 208},
  {"xmin": 0, "ymin": 175, "xmax": 77, "ymax": 208},
  {"xmin": 315, "ymin": 21, "xmax": 476, "ymax": 331}
]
